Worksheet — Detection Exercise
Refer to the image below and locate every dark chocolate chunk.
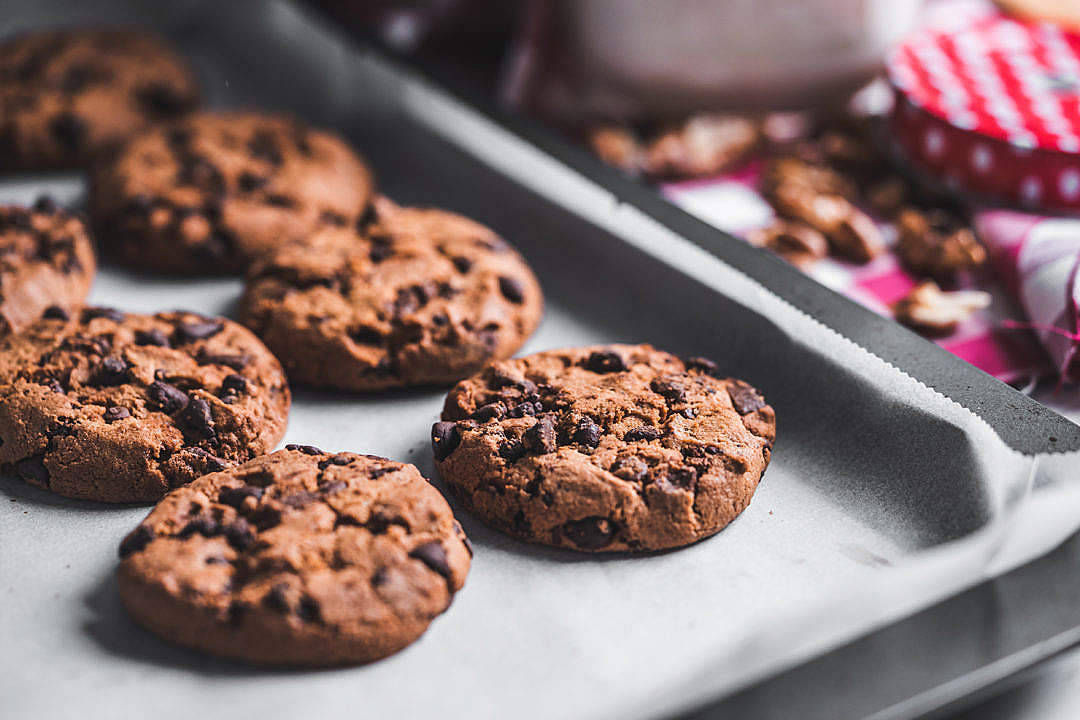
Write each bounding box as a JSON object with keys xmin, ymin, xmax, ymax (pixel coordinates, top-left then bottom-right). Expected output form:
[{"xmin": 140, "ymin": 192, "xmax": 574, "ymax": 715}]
[
  {"xmin": 93, "ymin": 356, "xmax": 131, "ymax": 386},
  {"xmin": 81, "ymin": 307, "xmax": 125, "ymax": 323},
  {"xmin": 431, "ymin": 422, "xmax": 461, "ymax": 461},
  {"xmin": 561, "ymin": 517, "xmax": 617, "ymax": 550},
  {"xmin": 148, "ymin": 381, "xmax": 189, "ymax": 415},
  {"xmin": 174, "ymin": 319, "xmax": 224, "ymax": 344},
  {"xmin": 134, "ymin": 328, "xmax": 170, "ymax": 347},
  {"xmin": 263, "ymin": 583, "xmax": 291, "ymax": 613},
  {"xmin": 498, "ymin": 276, "xmax": 525, "ymax": 304},
  {"xmin": 15, "ymin": 455, "xmax": 49, "ymax": 486},
  {"xmin": 285, "ymin": 444, "xmax": 322, "ymax": 456},
  {"xmin": 727, "ymin": 383, "xmax": 766, "ymax": 415},
  {"xmin": 49, "ymin": 112, "xmax": 86, "ymax": 152},
  {"xmin": 472, "ymin": 402, "xmax": 506, "ymax": 422},
  {"xmin": 572, "ymin": 417, "xmax": 603, "ymax": 447},
  {"xmin": 409, "ymin": 541, "xmax": 452, "ymax": 579},
  {"xmin": 523, "ymin": 415, "xmax": 557, "ymax": 454},
  {"xmin": 220, "ymin": 374, "xmax": 249, "ymax": 396},
  {"xmin": 42, "ymin": 305, "xmax": 69, "ymax": 321},
  {"xmin": 584, "ymin": 350, "xmax": 626, "ymax": 373},
  {"xmin": 218, "ymin": 484, "xmax": 263, "ymax": 510},
  {"xmin": 684, "ymin": 356, "xmax": 718, "ymax": 375},
  {"xmin": 103, "ymin": 406, "xmax": 131, "ymax": 423},
  {"xmin": 224, "ymin": 518, "xmax": 254, "ymax": 551},
  {"xmin": 625, "ymin": 425, "xmax": 662, "ymax": 442},
  {"xmin": 178, "ymin": 397, "xmax": 215, "ymax": 441},
  {"xmin": 118, "ymin": 524, "xmax": 155, "ymax": 559}
]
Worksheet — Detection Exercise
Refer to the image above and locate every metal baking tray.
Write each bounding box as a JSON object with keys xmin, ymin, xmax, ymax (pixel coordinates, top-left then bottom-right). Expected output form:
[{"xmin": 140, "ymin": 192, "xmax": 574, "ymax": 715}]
[{"xmin": 2, "ymin": 2, "xmax": 1080, "ymax": 719}]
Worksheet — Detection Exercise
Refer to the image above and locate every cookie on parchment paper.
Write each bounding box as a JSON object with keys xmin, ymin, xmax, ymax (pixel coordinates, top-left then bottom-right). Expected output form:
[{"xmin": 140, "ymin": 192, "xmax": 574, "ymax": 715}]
[
  {"xmin": 432, "ymin": 344, "xmax": 775, "ymax": 552},
  {"xmin": 0, "ymin": 308, "xmax": 290, "ymax": 502},
  {"xmin": 117, "ymin": 446, "xmax": 472, "ymax": 666}
]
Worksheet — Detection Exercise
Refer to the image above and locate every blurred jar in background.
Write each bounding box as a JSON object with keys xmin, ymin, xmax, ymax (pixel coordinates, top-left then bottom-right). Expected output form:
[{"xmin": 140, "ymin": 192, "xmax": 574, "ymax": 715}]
[{"xmin": 506, "ymin": 0, "xmax": 923, "ymax": 124}]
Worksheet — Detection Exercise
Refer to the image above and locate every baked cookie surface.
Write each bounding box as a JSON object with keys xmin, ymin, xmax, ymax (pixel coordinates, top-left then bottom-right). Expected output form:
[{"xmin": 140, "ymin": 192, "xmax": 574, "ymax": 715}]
[
  {"xmin": 0, "ymin": 199, "xmax": 95, "ymax": 334},
  {"xmin": 433, "ymin": 344, "xmax": 775, "ymax": 552},
  {"xmin": 90, "ymin": 111, "xmax": 373, "ymax": 274},
  {"xmin": 117, "ymin": 446, "xmax": 471, "ymax": 666},
  {"xmin": 240, "ymin": 197, "xmax": 543, "ymax": 391},
  {"xmin": 0, "ymin": 308, "xmax": 290, "ymax": 502},
  {"xmin": 0, "ymin": 28, "xmax": 199, "ymax": 171}
]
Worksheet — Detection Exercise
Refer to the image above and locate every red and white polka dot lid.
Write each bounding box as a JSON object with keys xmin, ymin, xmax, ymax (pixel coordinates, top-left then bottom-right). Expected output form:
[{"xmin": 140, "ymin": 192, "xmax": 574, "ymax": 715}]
[{"xmin": 887, "ymin": 0, "xmax": 1080, "ymax": 212}]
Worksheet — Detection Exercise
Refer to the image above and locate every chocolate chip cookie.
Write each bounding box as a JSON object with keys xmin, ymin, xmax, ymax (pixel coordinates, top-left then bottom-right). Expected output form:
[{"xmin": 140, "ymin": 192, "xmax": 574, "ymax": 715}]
[
  {"xmin": 89, "ymin": 111, "xmax": 374, "ymax": 274},
  {"xmin": 0, "ymin": 28, "xmax": 199, "ymax": 171},
  {"xmin": 0, "ymin": 308, "xmax": 290, "ymax": 502},
  {"xmin": 117, "ymin": 446, "xmax": 471, "ymax": 666},
  {"xmin": 433, "ymin": 344, "xmax": 775, "ymax": 552},
  {"xmin": 0, "ymin": 198, "xmax": 96, "ymax": 334},
  {"xmin": 239, "ymin": 197, "xmax": 543, "ymax": 391}
]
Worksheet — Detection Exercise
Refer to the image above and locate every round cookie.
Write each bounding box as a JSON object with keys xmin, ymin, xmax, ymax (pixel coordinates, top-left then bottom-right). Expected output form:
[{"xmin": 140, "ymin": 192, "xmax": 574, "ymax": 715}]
[
  {"xmin": 239, "ymin": 197, "xmax": 543, "ymax": 391},
  {"xmin": 117, "ymin": 446, "xmax": 472, "ymax": 666},
  {"xmin": 89, "ymin": 111, "xmax": 374, "ymax": 274},
  {"xmin": 0, "ymin": 199, "xmax": 96, "ymax": 334},
  {"xmin": 0, "ymin": 28, "xmax": 199, "ymax": 171},
  {"xmin": 432, "ymin": 344, "xmax": 775, "ymax": 552},
  {"xmin": 0, "ymin": 307, "xmax": 290, "ymax": 503}
]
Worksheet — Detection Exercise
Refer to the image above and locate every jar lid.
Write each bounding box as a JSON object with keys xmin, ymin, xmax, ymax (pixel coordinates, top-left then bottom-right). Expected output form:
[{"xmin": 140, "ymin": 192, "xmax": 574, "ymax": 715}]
[{"xmin": 887, "ymin": 0, "xmax": 1080, "ymax": 211}]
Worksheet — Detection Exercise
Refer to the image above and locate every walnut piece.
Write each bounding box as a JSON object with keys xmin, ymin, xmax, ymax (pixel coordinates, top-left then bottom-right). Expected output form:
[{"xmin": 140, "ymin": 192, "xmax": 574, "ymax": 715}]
[
  {"xmin": 896, "ymin": 208, "xmax": 986, "ymax": 278},
  {"xmin": 746, "ymin": 219, "xmax": 828, "ymax": 268},
  {"xmin": 643, "ymin": 114, "xmax": 760, "ymax": 179},
  {"xmin": 893, "ymin": 281, "xmax": 991, "ymax": 336}
]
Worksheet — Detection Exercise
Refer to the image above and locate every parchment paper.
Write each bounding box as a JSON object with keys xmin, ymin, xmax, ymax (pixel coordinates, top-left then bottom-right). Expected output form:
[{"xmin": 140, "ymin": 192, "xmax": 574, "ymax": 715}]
[{"xmin": 1, "ymin": 2, "xmax": 1079, "ymax": 719}]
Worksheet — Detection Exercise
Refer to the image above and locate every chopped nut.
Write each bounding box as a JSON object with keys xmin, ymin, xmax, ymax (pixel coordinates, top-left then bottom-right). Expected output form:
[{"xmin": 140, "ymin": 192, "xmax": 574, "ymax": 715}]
[
  {"xmin": 746, "ymin": 219, "xmax": 828, "ymax": 268},
  {"xmin": 896, "ymin": 208, "xmax": 986, "ymax": 278},
  {"xmin": 893, "ymin": 281, "xmax": 991, "ymax": 336},
  {"xmin": 866, "ymin": 177, "xmax": 909, "ymax": 218},
  {"xmin": 643, "ymin": 114, "xmax": 760, "ymax": 179},
  {"xmin": 769, "ymin": 184, "xmax": 884, "ymax": 263},
  {"xmin": 588, "ymin": 125, "xmax": 644, "ymax": 174},
  {"xmin": 762, "ymin": 155, "xmax": 856, "ymax": 200}
]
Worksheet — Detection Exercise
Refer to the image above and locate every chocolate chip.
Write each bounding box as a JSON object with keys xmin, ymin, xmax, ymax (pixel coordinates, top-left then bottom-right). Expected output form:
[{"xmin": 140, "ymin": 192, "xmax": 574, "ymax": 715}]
[
  {"xmin": 15, "ymin": 455, "xmax": 49, "ymax": 486},
  {"xmin": 409, "ymin": 541, "xmax": 452, "ymax": 579},
  {"xmin": 320, "ymin": 210, "xmax": 347, "ymax": 226},
  {"xmin": 220, "ymin": 374, "xmax": 249, "ymax": 396},
  {"xmin": 180, "ymin": 516, "xmax": 221, "ymax": 538},
  {"xmin": 393, "ymin": 285, "xmax": 428, "ymax": 316},
  {"xmin": 625, "ymin": 425, "xmax": 662, "ymax": 442},
  {"xmin": 562, "ymin": 517, "xmax": 617, "ymax": 550},
  {"xmin": 356, "ymin": 203, "xmax": 377, "ymax": 231},
  {"xmin": 498, "ymin": 276, "xmax": 525, "ymax": 304},
  {"xmin": 32, "ymin": 195, "xmax": 57, "ymax": 214},
  {"xmin": 297, "ymin": 595, "xmax": 322, "ymax": 623},
  {"xmin": 499, "ymin": 439, "xmax": 526, "ymax": 462},
  {"xmin": 318, "ymin": 453, "xmax": 354, "ymax": 470},
  {"xmin": 369, "ymin": 235, "xmax": 394, "ymax": 263},
  {"xmin": 133, "ymin": 328, "xmax": 170, "ymax": 347},
  {"xmin": 348, "ymin": 325, "xmax": 383, "ymax": 346},
  {"xmin": 663, "ymin": 466, "xmax": 698, "ymax": 491},
  {"xmin": 727, "ymin": 383, "xmax": 766, "ymax": 415},
  {"xmin": 42, "ymin": 305, "xmax": 68, "ymax": 321},
  {"xmin": 118, "ymin": 525, "xmax": 155, "ymax": 559},
  {"xmin": 50, "ymin": 112, "xmax": 85, "ymax": 152},
  {"xmin": 263, "ymin": 583, "xmax": 291, "ymax": 613},
  {"xmin": 219, "ymin": 485, "xmax": 263, "ymax": 510},
  {"xmin": 431, "ymin": 422, "xmax": 461, "ymax": 461},
  {"xmin": 137, "ymin": 83, "xmax": 192, "ymax": 116},
  {"xmin": 472, "ymin": 402, "xmax": 505, "ymax": 422},
  {"xmin": 584, "ymin": 351, "xmax": 626, "ymax": 373},
  {"xmin": 371, "ymin": 567, "xmax": 389, "ymax": 587},
  {"xmin": 237, "ymin": 171, "xmax": 269, "ymax": 193},
  {"xmin": 451, "ymin": 256, "xmax": 472, "ymax": 273},
  {"xmin": 174, "ymin": 319, "xmax": 224, "ymax": 344},
  {"xmin": 685, "ymin": 356, "xmax": 718, "ymax": 375},
  {"xmin": 650, "ymin": 378, "xmax": 686, "ymax": 402},
  {"xmin": 178, "ymin": 397, "xmax": 215, "ymax": 441},
  {"xmin": 285, "ymin": 444, "xmax": 323, "ymax": 456},
  {"xmin": 93, "ymin": 356, "xmax": 131, "ymax": 386},
  {"xmin": 103, "ymin": 406, "xmax": 130, "ymax": 423},
  {"xmin": 195, "ymin": 348, "xmax": 248, "ymax": 370},
  {"xmin": 148, "ymin": 381, "xmax": 189, "ymax": 415},
  {"xmin": 226, "ymin": 601, "xmax": 248, "ymax": 627},
  {"xmin": 224, "ymin": 518, "xmax": 254, "ymax": 551},
  {"xmin": 250, "ymin": 505, "xmax": 282, "ymax": 531},
  {"xmin": 264, "ymin": 194, "xmax": 295, "ymax": 208},
  {"xmin": 506, "ymin": 401, "xmax": 541, "ymax": 418},
  {"xmin": 573, "ymin": 417, "xmax": 602, "ymax": 447},
  {"xmin": 81, "ymin": 307, "xmax": 125, "ymax": 323},
  {"xmin": 523, "ymin": 415, "xmax": 557, "ymax": 454}
]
